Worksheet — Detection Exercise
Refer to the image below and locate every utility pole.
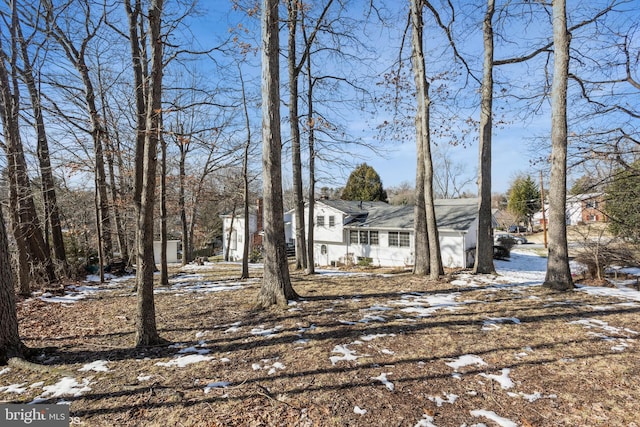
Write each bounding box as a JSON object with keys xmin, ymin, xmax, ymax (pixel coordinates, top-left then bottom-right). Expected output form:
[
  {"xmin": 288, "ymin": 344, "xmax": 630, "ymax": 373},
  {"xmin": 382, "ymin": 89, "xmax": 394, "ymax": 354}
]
[{"xmin": 540, "ymin": 170, "xmax": 548, "ymax": 248}]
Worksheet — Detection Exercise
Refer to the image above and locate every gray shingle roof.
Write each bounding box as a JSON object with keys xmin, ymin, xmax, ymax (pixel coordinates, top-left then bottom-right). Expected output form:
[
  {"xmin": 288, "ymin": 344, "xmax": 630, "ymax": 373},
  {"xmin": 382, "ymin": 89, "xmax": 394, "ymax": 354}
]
[
  {"xmin": 317, "ymin": 199, "xmax": 389, "ymax": 215},
  {"xmin": 321, "ymin": 198, "xmax": 479, "ymax": 232}
]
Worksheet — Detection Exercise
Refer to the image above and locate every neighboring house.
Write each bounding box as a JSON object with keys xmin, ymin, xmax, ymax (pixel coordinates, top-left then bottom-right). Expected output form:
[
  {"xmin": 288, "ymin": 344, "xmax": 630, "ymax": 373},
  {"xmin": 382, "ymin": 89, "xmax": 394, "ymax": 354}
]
[
  {"xmin": 492, "ymin": 208, "xmax": 518, "ymax": 231},
  {"xmin": 220, "ymin": 199, "xmax": 293, "ymax": 261},
  {"xmin": 568, "ymin": 193, "xmax": 607, "ymax": 224},
  {"xmin": 294, "ymin": 198, "xmax": 481, "ymax": 269},
  {"xmin": 533, "ymin": 192, "xmax": 607, "ymax": 227},
  {"xmin": 222, "ymin": 197, "xmax": 482, "ymax": 268}
]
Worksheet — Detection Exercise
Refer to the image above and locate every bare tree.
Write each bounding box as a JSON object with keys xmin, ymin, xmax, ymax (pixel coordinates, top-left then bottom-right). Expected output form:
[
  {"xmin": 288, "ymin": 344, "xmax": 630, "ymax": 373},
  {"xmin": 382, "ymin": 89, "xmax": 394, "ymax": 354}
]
[
  {"xmin": 432, "ymin": 145, "xmax": 476, "ymax": 199},
  {"xmin": 127, "ymin": 0, "xmax": 166, "ymax": 346},
  {"xmin": 238, "ymin": 64, "xmax": 253, "ymax": 279},
  {"xmin": 305, "ymin": 47, "xmax": 316, "ymax": 275},
  {"xmin": 256, "ymin": 0, "xmax": 298, "ymax": 308},
  {"xmin": 15, "ymin": 12, "xmax": 67, "ymax": 270},
  {"xmin": 543, "ymin": 0, "xmax": 573, "ymax": 291},
  {"xmin": 473, "ymin": 0, "xmax": 496, "ymax": 274},
  {"xmin": 159, "ymin": 118, "xmax": 169, "ymax": 287},
  {"xmin": 410, "ymin": 0, "xmax": 442, "ymax": 279},
  {"xmin": 0, "ymin": 207, "xmax": 24, "ymax": 364},
  {"xmin": 0, "ymin": 0, "xmax": 56, "ymax": 292},
  {"xmin": 42, "ymin": 0, "xmax": 114, "ymax": 279},
  {"xmin": 286, "ymin": 0, "xmax": 334, "ymax": 271}
]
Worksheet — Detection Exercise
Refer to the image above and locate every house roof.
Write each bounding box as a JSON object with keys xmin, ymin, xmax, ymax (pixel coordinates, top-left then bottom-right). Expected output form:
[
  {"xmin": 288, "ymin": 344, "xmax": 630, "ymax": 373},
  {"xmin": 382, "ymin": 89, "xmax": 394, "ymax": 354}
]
[
  {"xmin": 319, "ymin": 198, "xmax": 479, "ymax": 232},
  {"xmin": 316, "ymin": 199, "xmax": 390, "ymax": 215},
  {"xmin": 567, "ymin": 192, "xmax": 603, "ymax": 203}
]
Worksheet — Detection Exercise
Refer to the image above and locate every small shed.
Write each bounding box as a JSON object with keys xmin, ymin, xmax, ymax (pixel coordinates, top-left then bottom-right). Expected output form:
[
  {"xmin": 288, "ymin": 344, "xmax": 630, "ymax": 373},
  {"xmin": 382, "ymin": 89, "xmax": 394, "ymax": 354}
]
[{"xmin": 153, "ymin": 240, "xmax": 181, "ymax": 264}]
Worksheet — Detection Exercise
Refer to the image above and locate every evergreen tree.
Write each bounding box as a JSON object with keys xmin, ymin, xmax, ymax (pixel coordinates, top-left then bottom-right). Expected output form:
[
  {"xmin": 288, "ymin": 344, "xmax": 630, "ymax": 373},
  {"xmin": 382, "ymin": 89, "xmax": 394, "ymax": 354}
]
[
  {"xmin": 341, "ymin": 163, "xmax": 388, "ymax": 202},
  {"xmin": 507, "ymin": 175, "xmax": 541, "ymax": 229},
  {"xmin": 605, "ymin": 162, "xmax": 640, "ymax": 244}
]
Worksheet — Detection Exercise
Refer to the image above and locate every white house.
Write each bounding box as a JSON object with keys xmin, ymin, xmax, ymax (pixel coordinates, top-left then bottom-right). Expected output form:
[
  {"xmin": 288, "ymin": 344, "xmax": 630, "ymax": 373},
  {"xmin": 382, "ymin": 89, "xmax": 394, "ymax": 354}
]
[
  {"xmin": 533, "ymin": 192, "xmax": 607, "ymax": 227},
  {"xmin": 220, "ymin": 199, "xmax": 293, "ymax": 261},
  {"xmin": 222, "ymin": 198, "xmax": 482, "ymax": 268},
  {"xmin": 294, "ymin": 198, "xmax": 480, "ymax": 269}
]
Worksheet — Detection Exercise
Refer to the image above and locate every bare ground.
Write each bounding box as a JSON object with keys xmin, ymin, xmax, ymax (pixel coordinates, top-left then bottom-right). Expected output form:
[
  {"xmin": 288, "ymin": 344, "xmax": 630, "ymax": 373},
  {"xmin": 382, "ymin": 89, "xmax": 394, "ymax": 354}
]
[{"xmin": 2, "ymin": 262, "xmax": 639, "ymax": 427}]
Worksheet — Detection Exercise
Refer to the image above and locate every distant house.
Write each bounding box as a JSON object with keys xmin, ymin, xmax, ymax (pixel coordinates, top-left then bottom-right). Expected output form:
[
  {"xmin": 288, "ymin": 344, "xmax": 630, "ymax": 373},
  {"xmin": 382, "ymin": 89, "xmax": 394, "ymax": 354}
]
[
  {"xmin": 222, "ymin": 198, "xmax": 483, "ymax": 268},
  {"xmin": 220, "ymin": 199, "xmax": 293, "ymax": 261},
  {"xmin": 533, "ymin": 192, "xmax": 607, "ymax": 227},
  {"xmin": 293, "ymin": 198, "xmax": 481, "ymax": 268}
]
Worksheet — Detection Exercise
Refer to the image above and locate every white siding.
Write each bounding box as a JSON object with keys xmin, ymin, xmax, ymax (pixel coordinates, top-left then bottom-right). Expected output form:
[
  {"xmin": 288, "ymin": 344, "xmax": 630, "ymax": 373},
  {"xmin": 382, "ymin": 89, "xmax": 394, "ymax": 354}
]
[
  {"xmin": 153, "ymin": 240, "xmax": 180, "ymax": 263},
  {"xmin": 222, "ymin": 214, "xmax": 257, "ymax": 261},
  {"xmin": 439, "ymin": 232, "xmax": 465, "ymax": 268},
  {"xmin": 311, "ymin": 205, "xmax": 345, "ymax": 243},
  {"xmin": 295, "ymin": 200, "xmax": 477, "ymax": 269}
]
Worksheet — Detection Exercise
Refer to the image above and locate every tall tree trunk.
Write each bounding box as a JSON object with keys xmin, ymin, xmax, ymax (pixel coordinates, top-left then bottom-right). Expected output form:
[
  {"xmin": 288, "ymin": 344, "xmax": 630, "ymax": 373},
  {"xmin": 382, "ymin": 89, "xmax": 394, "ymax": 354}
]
[
  {"xmin": 305, "ymin": 55, "xmax": 316, "ymax": 275},
  {"xmin": 98, "ymin": 66, "xmax": 129, "ymax": 263},
  {"xmin": 287, "ymin": 0, "xmax": 307, "ymax": 270},
  {"xmin": 544, "ymin": 0, "xmax": 573, "ymax": 291},
  {"xmin": 413, "ymin": 130, "xmax": 429, "ymax": 275},
  {"xmin": 0, "ymin": 43, "xmax": 30, "ymax": 294},
  {"xmin": 178, "ymin": 140, "xmax": 190, "ymax": 266},
  {"xmin": 257, "ymin": 0, "xmax": 299, "ymax": 308},
  {"xmin": 0, "ymin": 208, "xmax": 24, "ymax": 365},
  {"xmin": 473, "ymin": 0, "xmax": 496, "ymax": 274},
  {"xmin": 159, "ymin": 124, "xmax": 169, "ymax": 287},
  {"xmin": 225, "ymin": 203, "xmax": 236, "ymax": 262},
  {"xmin": 124, "ymin": 0, "xmax": 147, "ymax": 272},
  {"xmin": 412, "ymin": 0, "xmax": 429, "ymax": 276},
  {"xmin": 17, "ymin": 22, "xmax": 66, "ymax": 269},
  {"xmin": 125, "ymin": 0, "xmax": 148, "ymax": 212},
  {"xmin": 134, "ymin": 0, "xmax": 165, "ymax": 346},
  {"xmin": 0, "ymin": 6, "xmax": 55, "ymax": 289},
  {"xmin": 104, "ymin": 129, "xmax": 129, "ymax": 262},
  {"xmin": 239, "ymin": 65, "xmax": 251, "ymax": 279},
  {"xmin": 43, "ymin": 0, "xmax": 113, "ymax": 265},
  {"xmin": 410, "ymin": 0, "xmax": 442, "ymax": 279}
]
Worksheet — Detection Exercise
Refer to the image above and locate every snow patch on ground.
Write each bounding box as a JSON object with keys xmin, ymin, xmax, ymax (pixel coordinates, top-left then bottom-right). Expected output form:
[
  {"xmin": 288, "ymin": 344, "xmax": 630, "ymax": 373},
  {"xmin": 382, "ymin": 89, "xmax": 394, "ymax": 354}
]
[
  {"xmin": 250, "ymin": 325, "xmax": 283, "ymax": 336},
  {"xmin": 428, "ymin": 392, "xmax": 458, "ymax": 406},
  {"xmin": 479, "ymin": 368, "xmax": 514, "ymax": 389},
  {"xmin": 371, "ymin": 372, "xmax": 394, "ymax": 391},
  {"xmin": 79, "ymin": 360, "xmax": 110, "ymax": 372},
  {"xmin": 482, "ymin": 317, "xmax": 521, "ymax": 331},
  {"xmin": 470, "ymin": 409, "xmax": 518, "ymax": 427},
  {"xmin": 445, "ymin": 354, "xmax": 487, "ymax": 371},
  {"xmin": 330, "ymin": 345, "xmax": 360, "ymax": 365},
  {"xmin": 30, "ymin": 377, "xmax": 92, "ymax": 403},
  {"xmin": 155, "ymin": 354, "xmax": 214, "ymax": 367},
  {"xmin": 0, "ymin": 383, "xmax": 28, "ymax": 394}
]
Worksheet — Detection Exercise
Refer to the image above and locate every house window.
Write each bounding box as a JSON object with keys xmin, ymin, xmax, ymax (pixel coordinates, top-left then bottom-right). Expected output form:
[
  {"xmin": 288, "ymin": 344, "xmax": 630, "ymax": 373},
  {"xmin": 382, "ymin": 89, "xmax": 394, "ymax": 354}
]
[
  {"xmin": 585, "ymin": 200, "xmax": 598, "ymax": 209},
  {"xmin": 329, "ymin": 216, "xmax": 335, "ymax": 227},
  {"xmin": 359, "ymin": 231, "xmax": 369, "ymax": 244},
  {"xmin": 321, "ymin": 244, "xmax": 327, "ymax": 255},
  {"xmin": 588, "ymin": 214, "xmax": 597, "ymax": 221},
  {"xmin": 316, "ymin": 215, "xmax": 325, "ymax": 227},
  {"xmin": 349, "ymin": 230, "xmax": 358, "ymax": 244},
  {"xmin": 389, "ymin": 231, "xmax": 410, "ymax": 247},
  {"xmin": 370, "ymin": 231, "xmax": 379, "ymax": 245}
]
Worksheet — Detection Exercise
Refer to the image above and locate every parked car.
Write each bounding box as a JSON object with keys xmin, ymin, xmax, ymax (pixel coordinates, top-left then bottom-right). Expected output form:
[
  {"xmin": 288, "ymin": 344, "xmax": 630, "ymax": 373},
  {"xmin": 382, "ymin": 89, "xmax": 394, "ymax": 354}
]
[
  {"xmin": 508, "ymin": 225, "xmax": 528, "ymax": 233},
  {"xmin": 494, "ymin": 233, "xmax": 527, "ymax": 245}
]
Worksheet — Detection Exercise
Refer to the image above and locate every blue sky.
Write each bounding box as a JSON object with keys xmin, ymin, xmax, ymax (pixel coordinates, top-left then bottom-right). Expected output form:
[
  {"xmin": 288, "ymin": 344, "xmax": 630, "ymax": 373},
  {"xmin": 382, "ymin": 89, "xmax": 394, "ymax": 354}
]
[{"xmin": 191, "ymin": 0, "xmax": 636, "ymax": 197}]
